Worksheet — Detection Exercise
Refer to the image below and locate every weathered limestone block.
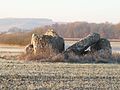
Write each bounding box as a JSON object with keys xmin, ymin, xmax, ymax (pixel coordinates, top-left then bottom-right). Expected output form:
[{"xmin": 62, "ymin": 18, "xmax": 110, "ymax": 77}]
[
  {"xmin": 64, "ymin": 33, "xmax": 100, "ymax": 59},
  {"xmin": 30, "ymin": 29, "xmax": 65, "ymax": 55},
  {"xmin": 31, "ymin": 33, "xmax": 44, "ymax": 55},
  {"xmin": 42, "ymin": 35, "xmax": 65, "ymax": 53}
]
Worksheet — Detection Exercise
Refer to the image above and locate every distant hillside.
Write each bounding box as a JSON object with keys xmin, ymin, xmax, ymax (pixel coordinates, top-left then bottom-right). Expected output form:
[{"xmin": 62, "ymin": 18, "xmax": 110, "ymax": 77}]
[{"xmin": 0, "ymin": 18, "xmax": 55, "ymax": 32}]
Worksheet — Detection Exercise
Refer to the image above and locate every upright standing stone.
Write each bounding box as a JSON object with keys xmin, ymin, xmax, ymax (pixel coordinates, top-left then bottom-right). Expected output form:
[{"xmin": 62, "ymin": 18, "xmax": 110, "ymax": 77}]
[
  {"xmin": 30, "ymin": 29, "xmax": 65, "ymax": 55},
  {"xmin": 90, "ymin": 38, "xmax": 112, "ymax": 59},
  {"xmin": 31, "ymin": 33, "xmax": 44, "ymax": 55},
  {"xmin": 43, "ymin": 29, "xmax": 64, "ymax": 53}
]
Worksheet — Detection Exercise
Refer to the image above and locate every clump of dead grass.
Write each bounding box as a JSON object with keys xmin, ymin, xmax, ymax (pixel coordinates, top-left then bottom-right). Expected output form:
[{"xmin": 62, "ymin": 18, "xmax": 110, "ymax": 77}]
[
  {"xmin": 52, "ymin": 51, "xmax": 120, "ymax": 63},
  {"xmin": 18, "ymin": 47, "xmax": 64, "ymax": 62},
  {"xmin": 111, "ymin": 52, "xmax": 120, "ymax": 63},
  {"xmin": 18, "ymin": 49, "xmax": 120, "ymax": 63}
]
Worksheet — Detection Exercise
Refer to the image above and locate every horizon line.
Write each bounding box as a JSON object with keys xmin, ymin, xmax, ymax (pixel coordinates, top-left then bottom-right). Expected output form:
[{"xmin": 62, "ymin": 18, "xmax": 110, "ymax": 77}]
[{"xmin": 0, "ymin": 17, "xmax": 119, "ymax": 24}]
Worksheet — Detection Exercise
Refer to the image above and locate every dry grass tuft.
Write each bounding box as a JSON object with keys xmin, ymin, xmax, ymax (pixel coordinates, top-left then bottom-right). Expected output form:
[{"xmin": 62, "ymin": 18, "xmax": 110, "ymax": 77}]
[
  {"xmin": 54, "ymin": 51, "xmax": 120, "ymax": 63},
  {"xmin": 112, "ymin": 52, "xmax": 120, "ymax": 63},
  {"xmin": 18, "ymin": 48, "xmax": 61, "ymax": 62},
  {"xmin": 14, "ymin": 48, "xmax": 120, "ymax": 63}
]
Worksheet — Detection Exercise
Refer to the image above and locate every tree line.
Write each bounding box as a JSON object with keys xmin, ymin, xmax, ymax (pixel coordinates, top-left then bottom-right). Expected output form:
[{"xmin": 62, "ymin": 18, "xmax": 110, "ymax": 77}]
[
  {"xmin": 0, "ymin": 22, "xmax": 120, "ymax": 45},
  {"xmin": 43, "ymin": 22, "xmax": 120, "ymax": 39}
]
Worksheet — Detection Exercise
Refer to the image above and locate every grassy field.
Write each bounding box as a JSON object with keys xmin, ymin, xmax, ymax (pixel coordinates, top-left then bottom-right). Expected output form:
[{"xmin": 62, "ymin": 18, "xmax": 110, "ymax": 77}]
[
  {"xmin": 0, "ymin": 44, "xmax": 120, "ymax": 89},
  {"xmin": 0, "ymin": 59, "xmax": 120, "ymax": 90}
]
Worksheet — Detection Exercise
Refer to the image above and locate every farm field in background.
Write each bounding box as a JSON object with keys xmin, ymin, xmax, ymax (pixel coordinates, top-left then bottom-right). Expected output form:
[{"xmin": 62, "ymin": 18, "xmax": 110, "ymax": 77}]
[{"xmin": 0, "ymin": 41, "xmax": 120, "ymax": 55}]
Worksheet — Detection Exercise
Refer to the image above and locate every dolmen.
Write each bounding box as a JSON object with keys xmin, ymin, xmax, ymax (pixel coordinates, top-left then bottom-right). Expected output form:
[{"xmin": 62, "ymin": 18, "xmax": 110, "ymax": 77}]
[
  {"xmin": 25, "ymin": 29, "xmax": 112, "ymax": 63},
  {"xmin": 62, "ymin": 33, "xmax": 112, "ymax": 63}
]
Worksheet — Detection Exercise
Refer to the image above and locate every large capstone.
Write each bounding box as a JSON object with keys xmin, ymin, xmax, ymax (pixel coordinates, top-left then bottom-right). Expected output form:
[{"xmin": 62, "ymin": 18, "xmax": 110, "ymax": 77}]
[{"xmin": 64, "ymin": 33, "xmax": 100, "ymax": 59}]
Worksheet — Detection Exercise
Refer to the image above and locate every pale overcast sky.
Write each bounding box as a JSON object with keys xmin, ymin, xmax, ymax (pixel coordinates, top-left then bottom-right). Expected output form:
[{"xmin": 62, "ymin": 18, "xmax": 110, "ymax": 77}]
[{"xmin": 0, "ymin": 0, "xmax": 120, "ymax": 23}]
